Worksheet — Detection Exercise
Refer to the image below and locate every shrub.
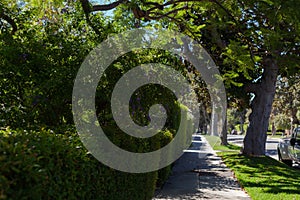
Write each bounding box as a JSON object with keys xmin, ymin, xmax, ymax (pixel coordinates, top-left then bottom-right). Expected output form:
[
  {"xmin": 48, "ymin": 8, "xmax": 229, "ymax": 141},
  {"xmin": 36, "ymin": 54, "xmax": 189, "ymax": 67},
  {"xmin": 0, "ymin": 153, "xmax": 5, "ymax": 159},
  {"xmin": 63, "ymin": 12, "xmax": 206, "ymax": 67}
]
[
  {"xmin": 0, "ymin": 128, "xmax": 158, "ymax": 200},
  {"xmin": 0, "ymin": 102, "xmax": 193, "ymax": 199}
]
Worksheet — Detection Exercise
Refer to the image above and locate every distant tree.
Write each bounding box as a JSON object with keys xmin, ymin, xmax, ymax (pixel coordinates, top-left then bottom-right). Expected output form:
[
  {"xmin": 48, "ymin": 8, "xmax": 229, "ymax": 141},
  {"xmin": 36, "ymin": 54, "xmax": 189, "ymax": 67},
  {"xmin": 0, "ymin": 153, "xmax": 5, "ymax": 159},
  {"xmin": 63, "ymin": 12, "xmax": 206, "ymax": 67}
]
[
  {"xmin": 274, "ymin": 113, "xmax": 291, "ymax": 133},
  {"xmin": 271, "ymin": 74, "xmax": 300, "ymax": 134}
]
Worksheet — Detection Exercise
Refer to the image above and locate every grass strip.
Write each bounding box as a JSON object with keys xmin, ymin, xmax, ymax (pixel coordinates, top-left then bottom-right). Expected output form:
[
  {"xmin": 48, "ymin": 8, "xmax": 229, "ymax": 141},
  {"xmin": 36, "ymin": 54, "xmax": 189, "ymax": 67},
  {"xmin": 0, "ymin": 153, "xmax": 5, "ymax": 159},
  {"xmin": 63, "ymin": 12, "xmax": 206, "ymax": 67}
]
[{"xmin": 204, "ymin": 135, "xmax": 300, "ymax": 200}]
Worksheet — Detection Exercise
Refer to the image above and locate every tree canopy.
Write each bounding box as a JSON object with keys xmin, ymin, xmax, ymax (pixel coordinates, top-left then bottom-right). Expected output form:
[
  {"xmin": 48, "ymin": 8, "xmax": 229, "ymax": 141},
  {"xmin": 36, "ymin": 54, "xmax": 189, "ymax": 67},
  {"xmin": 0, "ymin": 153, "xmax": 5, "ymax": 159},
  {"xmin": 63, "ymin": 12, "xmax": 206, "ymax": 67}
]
[
  {"xmin": 1, "ymin": 0, "xmax": 300, "ymax": 156},
  {"xmin": 78, "ymin": 0, "xmax": 300, "ymax": 155}
]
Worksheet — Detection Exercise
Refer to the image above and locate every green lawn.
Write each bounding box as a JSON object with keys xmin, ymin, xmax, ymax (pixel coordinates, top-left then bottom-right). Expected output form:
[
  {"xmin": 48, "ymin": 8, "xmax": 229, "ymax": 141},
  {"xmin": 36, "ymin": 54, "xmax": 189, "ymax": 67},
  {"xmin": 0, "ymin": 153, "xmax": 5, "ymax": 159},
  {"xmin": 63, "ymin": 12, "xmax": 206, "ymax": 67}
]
[
  {"xmin": 204, "ymin": 135, "xmax": 300, "ymax": 200},
  {"xmin": 205, "ymin": 135, "xmax": 241, "ymax": 152},
  {"xmin": 267, "ymin": 134, "xmax": 285, "ymax": 139}
]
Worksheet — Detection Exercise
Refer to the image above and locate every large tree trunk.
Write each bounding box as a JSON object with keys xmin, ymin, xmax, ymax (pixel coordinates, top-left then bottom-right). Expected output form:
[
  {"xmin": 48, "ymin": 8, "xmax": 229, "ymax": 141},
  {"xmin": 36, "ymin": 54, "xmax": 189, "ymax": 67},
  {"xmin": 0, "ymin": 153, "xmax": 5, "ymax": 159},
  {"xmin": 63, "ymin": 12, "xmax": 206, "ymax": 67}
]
[
  {"xmin": 210, "ymin": 104, "xmax": 218, "ymax": 136},
  {"xmin": 271, "ymin": 122, "xmax": 276, "ymax": 136},
  {"xmin": 221, "ymin": 116, "xmax": 228, "ymax": 145},
  {"xmin": 243, "ymin": 57, "xmax": 279, "ymax": 156},
  {"xmin": 210, "ymin": 102, "xmax": 228, "ymax": 145},
  {"xmin": 239, "ymin": 109, "xmax": 246, "ymax": 134}
]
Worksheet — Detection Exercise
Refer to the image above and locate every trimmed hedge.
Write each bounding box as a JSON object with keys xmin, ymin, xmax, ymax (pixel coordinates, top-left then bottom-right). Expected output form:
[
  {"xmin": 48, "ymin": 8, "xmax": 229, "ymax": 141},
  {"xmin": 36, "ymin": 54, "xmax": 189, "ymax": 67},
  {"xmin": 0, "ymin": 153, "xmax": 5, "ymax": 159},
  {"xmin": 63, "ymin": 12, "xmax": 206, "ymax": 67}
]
[
  {"xmin": 0, "ymin": 104, "xmax": 194, "ymax": 199},
  {"xmin": 0, "ymin": 128, "xmax": 160, "ymax": 200}
]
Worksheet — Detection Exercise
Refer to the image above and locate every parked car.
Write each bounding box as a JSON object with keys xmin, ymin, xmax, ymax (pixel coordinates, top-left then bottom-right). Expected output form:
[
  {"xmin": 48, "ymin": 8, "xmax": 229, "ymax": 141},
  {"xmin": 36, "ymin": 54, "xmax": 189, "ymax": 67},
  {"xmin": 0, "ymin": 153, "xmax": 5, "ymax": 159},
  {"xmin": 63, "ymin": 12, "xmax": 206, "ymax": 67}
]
[{"xmin": 277, "ymin": 127, "xmax": 300, "ymax": 166}]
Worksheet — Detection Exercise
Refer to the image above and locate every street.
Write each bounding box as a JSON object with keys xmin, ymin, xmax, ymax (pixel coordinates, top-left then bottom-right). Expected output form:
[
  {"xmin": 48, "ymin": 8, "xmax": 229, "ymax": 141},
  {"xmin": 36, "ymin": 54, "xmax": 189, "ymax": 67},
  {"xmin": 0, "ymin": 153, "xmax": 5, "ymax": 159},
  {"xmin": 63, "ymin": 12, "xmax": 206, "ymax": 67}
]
[
  {"xmin": 228, "ymin": 134, "xmax": 300, "ymax": 168},
  {"xmin": 227, "ymin": 134, "xmax": 279, "ymax": 160}
]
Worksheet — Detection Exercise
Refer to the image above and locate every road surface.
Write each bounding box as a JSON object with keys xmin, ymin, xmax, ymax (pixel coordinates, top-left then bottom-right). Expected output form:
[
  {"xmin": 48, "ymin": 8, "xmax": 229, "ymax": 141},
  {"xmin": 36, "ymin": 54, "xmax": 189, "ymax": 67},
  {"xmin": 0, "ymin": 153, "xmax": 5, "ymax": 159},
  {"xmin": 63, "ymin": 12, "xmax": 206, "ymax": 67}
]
[
  {"xmin": 228, "ymin": 134, "xmax": 300, "ymax": 168},
  {"xmin": 227, "ymin": 134, "xmax": 279, "ymax": 160}
]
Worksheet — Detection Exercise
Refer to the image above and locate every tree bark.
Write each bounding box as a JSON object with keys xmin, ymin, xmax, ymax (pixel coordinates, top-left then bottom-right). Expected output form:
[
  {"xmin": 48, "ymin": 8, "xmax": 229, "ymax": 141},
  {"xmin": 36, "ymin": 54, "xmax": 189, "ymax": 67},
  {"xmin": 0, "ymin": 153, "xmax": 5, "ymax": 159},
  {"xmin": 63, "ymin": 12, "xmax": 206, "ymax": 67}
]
[
  {"xmin": 243, "ymin": 57, "xmax": 279, "ymax": 156},
  {"xmin": 0, "ymin": 9, "xmax": 17, "ymax": 34},
  {"xmin": 239, "ymin": 109, "xmax": 246, "ymax": 135},
  {"xmin": 221, "ymin": 116, "xmax": 228, "ymax": 145},
  {"xmin": 210, "ymin": 103, "xmax": 218, "ymax": 136},
  {"xmin": 272, "ymin": 122, "xmax": 276, "ymax": 136}
]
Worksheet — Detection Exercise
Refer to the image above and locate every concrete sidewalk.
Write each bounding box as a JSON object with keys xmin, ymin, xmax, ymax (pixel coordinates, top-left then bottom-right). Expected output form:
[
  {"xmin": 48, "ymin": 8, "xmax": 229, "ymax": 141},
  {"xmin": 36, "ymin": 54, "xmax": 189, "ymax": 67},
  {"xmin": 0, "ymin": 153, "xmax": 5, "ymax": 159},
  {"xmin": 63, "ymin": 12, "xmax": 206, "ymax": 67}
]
[{"xmin": 152, "ymin": 135, "xmax": 251, "ymax": 200}]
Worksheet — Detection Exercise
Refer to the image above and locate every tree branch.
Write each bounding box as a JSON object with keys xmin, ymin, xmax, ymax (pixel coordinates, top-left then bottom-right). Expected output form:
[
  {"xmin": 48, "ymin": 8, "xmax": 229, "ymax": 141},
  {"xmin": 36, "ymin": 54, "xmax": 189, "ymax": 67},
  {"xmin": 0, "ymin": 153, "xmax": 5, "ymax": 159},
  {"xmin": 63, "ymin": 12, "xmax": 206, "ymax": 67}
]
[
  {"xmin": 80, "ymin": 0, "xmax": 101, "ymax": 35},
  {"xmin": 211, "ymin": 0, "xmax": 262, "ymax": 65},
  {"xmin": 80, "ymin": 0, "xmax": 92, "ymax": 13},
  {"xmin": 0, "ymin": 10, "xmax": 17, "ymax": 34},
  {"xmin": 210, "ymin": 0, "xmax": 239, "ymax": 24},
  {"xmin": 245, "ymin": 83, "xmax": 261, "ymax": 94},
  {"xmin": 147, "ymin": 6, "xmax": 188, "ymax": 20},
  {"xmin": 92, "ymin": 0, "xmax": 128, "ymax": 12}
]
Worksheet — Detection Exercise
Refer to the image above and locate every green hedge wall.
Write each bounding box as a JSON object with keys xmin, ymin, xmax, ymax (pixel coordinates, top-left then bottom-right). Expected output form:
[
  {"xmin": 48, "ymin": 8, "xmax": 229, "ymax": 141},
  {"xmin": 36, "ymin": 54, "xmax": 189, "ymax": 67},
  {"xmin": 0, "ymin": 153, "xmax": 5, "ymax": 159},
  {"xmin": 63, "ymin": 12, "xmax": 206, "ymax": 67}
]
[
  {"xmin": 0, "ymin": 128, "xmax": 159, "ymax": 200},
  {"xmin": 0, "ymin": 104, "xmax": 193, "ymax": 199}
]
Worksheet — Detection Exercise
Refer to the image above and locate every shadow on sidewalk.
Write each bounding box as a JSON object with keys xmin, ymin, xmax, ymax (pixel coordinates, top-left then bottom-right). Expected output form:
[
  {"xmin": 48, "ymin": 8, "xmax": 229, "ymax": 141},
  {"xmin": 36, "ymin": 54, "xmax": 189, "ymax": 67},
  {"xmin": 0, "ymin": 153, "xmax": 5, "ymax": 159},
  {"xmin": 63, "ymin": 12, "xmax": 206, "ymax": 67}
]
[{"xmin": 153, "ymin": 135, "xmax": 251, "ymax": 200}]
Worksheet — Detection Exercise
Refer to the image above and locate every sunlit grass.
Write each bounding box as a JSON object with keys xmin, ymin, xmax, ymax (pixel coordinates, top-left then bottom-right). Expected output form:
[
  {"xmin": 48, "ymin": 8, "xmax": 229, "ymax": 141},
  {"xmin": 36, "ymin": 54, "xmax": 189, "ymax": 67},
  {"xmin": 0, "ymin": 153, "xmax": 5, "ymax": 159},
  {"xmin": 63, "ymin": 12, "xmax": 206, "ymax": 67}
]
[
  {"xmin": 204, "ymin": 135, "xmax": 300, "ymax": 200},
  {"xmin": 204, "ymin": 135, "xmax": 241, "ymax": 152},
  {"xmin": 220, "ymin": 154, "xmax": 300, "ymax": 200},
  {"xmin": 267, "ymin": 134, "xmax": 285, "ymax": 139}
]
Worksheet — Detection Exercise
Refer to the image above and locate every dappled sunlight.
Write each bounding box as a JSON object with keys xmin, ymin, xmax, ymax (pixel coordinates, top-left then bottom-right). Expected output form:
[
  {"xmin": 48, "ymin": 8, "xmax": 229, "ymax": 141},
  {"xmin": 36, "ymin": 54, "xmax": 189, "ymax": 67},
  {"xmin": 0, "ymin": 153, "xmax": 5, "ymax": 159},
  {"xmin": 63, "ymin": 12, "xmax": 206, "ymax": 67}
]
[{"xmin": 221, "ymin": 154, "xmax": 300, "ymax": 199}]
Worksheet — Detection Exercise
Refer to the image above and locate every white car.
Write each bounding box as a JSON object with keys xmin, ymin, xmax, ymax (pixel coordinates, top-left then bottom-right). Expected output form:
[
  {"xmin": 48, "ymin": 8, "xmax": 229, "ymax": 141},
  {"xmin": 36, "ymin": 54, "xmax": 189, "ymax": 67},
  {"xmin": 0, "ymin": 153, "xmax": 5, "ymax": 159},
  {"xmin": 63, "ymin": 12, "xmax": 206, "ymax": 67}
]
[{"xmin": 277, "ymin": 127, "xmax": 300, "ymax": 166}]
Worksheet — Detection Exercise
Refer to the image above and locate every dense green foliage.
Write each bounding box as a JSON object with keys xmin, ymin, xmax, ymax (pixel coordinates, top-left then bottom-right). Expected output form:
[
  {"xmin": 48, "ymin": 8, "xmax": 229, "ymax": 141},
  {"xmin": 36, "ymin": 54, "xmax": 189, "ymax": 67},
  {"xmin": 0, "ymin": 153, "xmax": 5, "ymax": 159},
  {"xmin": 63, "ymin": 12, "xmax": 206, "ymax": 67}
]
[
  {"xmin": 0, "ymin": 1, "xmax": 197, "ymax": 199},
  {"xmin": 0, "ymin": 128, "xmax": 157, "ymax": 199},
  {"xmin": 0, "ymin": 1, "xmax": 104, "ymax": 128},
  {"xmin": 89, "ymin": 0, "xmax": 300, "ymax": 151},
  {"xmin": 2, "ymin": 0, "xmax": 299, "ymax": 198},
  {"xmin": 0, "ymin": 107, "xmax": 194, "ymax": 199}
]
